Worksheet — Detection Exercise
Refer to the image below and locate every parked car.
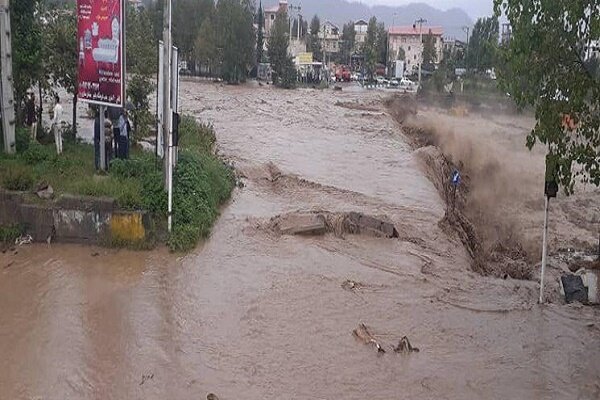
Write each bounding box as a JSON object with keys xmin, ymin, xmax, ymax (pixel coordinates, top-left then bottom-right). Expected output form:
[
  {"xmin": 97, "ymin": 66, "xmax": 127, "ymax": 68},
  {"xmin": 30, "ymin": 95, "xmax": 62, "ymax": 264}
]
[
  {"xmin": 398, "ymin": 78, "xmax": 417, "ymax": 91},
  {"xmin": 376, "ymin": 76, "xmax": 388, "ymax": 85}
]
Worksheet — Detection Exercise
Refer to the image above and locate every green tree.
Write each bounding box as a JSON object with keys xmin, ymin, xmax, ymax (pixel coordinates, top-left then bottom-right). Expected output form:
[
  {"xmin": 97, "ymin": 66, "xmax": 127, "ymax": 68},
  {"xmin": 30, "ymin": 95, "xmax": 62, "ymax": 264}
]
[
  {"xmin": 376, "ymin": 22, "xmax": 387, "ymax": 66},
  {"xmin": 214, "ymin": 0, "xmax": 256, "ymax": 83},
  {"xmin": 396, "ymin": 47, "xmax": 406, "ymax": 61},
  {"xmin": 195, "ymin": 12, "xmax": 218, "ymax": 75},
  {"xmin": 467, "ymin": 16, "xmax": 499, "ymax": 72},
  {"xmin": 43, "ymin": 8, "xmax": 78, "ymax": 136},
  {"xmin": 363, "ymin": 16, "xmax": 378, "ymax": 78},
  {"xmin": 268, "ymin": 10, "xmax": 295, "ymax": 88},
  {"xmin": 301, "ymin": 19, "xmax": 308, "ymax": 38},
  {"xmin": 126, "ymin": 4, "xmax": 159, "ymax": 141},
  {"xmin": 172, "ymin": 0, "xmax": 213, "ymax": 70},
  {"xmin": 11, "ymin": 0, "xmax": 43, "ymax": 123},
  {"xmin": 256, "ymin": 1, "xmax": 265, "ymax": 64},
  {"xmin": 307, "ymin": 15, "xmax": 322, "ymax": 62},
  {"xmin": 422, "ymin": 29, "xmax": 437, "ymax": 66},
  {"xmin": 494, "ymin": 0, "xmax": 600, "ymax": 191},
  {"xmin": 338, "ymin": 21, "xmax": 356, "ymax": 65},
  {"xmin": 127, "ymin": 5, "xmax": 158, "ymax": 76}
]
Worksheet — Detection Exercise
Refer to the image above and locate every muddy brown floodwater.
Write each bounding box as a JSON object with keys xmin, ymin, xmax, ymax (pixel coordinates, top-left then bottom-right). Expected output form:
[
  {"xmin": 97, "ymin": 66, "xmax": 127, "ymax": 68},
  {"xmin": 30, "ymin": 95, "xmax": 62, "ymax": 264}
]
[{"xmin": 1, "ymin": 81, "xmax": 599, "ymax": 399}]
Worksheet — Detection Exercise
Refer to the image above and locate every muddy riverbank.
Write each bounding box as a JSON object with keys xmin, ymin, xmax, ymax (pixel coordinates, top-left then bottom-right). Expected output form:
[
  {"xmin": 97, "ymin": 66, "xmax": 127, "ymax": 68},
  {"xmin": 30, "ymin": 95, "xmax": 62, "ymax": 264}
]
[{"xmin": 1, "ymin": 82, "xmax": 599, "ymax": 399}]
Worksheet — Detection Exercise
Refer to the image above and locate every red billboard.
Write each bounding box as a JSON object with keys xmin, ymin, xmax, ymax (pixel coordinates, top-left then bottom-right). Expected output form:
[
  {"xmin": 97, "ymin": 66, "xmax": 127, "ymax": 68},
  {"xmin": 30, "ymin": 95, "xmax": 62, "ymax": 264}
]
[{"xmin": 77, "ymin": 0, "xmax": 124, "ymax": 107}]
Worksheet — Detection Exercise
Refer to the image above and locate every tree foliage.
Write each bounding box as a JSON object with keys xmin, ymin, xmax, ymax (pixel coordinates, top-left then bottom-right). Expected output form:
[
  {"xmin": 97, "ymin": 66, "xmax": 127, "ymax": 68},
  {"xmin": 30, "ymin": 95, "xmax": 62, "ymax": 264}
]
[
  {"xmin": 127, "ymin": 5, "xmax": 158, "ymax": 76},
  {"xmin": 11, "ymin": 0, "xmax": 43, "ymax": 122},
  {"xmin": 256, "ymin": 1, "xmax": 265, "ymax": 64},
  {"xmin": 307, "ymin": 15, "xmax": 322, "ymax": 62},
  {"xmin": 268, "ymin": 10, "xmax": 296, "ymax": 88},
  {"xmin": 422, "ymin": 29, "xmax": 437, "ymax": 65},
  {"xmin": 192, "ymin": 0, "xmax": 255, "ymax": 82},
  {"xmin": 467, "ymin": 16, "xmax": 499, "ymax": 71},
  {"xmin": 494, "ymin": 0, "xmax": 600, "ymax": 192},
  {"xmin": 376, "ymin": 22, "xmax": 387, "ymax": 66},
  {"xmin": 363, "ymin": 17, "xmax": 379, "ymax": 77},
  {"xmin": 43, "ymin": 7, "xmax": 78, "ymax": 135},
  {"xmin": 396, "ymin": 46, "xmax": 406, "ymax": 61},
  {"xmin": 338, "ymin": 21, "xmax": 356, "ymax": 65},
  {"xmin": 172, "ymin": 0, "xmax": 213, "ymax": 68}
]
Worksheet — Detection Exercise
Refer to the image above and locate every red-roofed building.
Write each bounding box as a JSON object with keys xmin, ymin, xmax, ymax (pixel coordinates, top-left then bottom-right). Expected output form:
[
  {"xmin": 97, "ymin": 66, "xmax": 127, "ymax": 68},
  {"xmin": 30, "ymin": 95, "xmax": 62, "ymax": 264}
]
[{"xmin": 388, "ymin": 25, "xmax": 444, "ymax": 73}]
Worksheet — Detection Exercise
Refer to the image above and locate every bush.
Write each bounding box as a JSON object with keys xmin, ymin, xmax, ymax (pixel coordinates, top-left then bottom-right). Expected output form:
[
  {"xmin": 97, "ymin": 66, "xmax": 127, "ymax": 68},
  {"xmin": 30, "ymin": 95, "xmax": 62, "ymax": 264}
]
[
  {"xmin": 141, "ymin": 170, "xmax": 167, "ymax": 215},
  {"xmin": 167, "ymin": 150, "xmax": 234, "ymax": 251},
  {"xmin": 0, "ymin": 224, "xmax": 23, "ymax": 243},
  {"xmin": 2, "ymin": 165, "xmax": 34, "ymax": 191},
  {"xmin": 279, "ymin": 56, "xmax": 298, "ymax": 89},
  {"xmin": 110, "ymin": 155, "xmax": 154, "ymax": 179},
  {"xmin": 179, "ymin": 116, "xmax": 216, "ymax": 154},
  {"xmin": 16, "ymin": 127, "xmax": 30, "ymax": 153},
  {"xmin": 22, "ymin": 144, "xmax": 53, "ymax": 163},
  {"xmin": 71, "ymin": 177, "xmax": 143, "ymax": 210}
]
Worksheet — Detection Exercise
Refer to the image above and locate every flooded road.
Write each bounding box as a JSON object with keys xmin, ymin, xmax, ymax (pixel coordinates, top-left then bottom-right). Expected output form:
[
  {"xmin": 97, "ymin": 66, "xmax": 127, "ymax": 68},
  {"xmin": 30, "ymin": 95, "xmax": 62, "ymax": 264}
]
[{"xmin": 1, "ymin": 82, "xmax": 599, "ymax": 399}]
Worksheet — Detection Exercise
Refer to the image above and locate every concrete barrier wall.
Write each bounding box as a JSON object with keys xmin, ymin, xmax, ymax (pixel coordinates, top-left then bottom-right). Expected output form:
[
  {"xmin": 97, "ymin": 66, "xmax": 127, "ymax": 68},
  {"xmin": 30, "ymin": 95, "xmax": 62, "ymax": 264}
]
[{"xmin": 0, "ymin": 190, "xmax": 154, "ymax": 245}]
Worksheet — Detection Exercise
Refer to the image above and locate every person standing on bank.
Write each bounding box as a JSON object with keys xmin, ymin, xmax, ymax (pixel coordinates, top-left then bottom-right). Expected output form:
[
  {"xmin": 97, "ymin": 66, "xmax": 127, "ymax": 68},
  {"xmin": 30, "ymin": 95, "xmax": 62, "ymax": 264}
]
[
  {"xmin": 52, "ymin": 95, "xmax": 63, "ymax": 154},
  {"xmin": 93, "ymin": 109, "xmax": 101, "ymax": 170},
  {"xmin": 104, "ymin": 110, "xmax": 113, "ymax": 168},
  {"xmin": 25, "ymin": 91, "xmax": 37, "ymax": 141},
  {"xmin": 117, "ymin": 109, "xmax": 130, "ymax": 159}
]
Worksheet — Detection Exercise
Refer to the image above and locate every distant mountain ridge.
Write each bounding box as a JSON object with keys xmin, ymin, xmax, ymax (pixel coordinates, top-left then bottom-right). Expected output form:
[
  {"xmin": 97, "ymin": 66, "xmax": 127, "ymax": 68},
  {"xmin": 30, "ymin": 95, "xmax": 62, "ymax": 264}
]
[{"xmin": 265, "ymin": 0, "xmax": 473, "ymax": 40}]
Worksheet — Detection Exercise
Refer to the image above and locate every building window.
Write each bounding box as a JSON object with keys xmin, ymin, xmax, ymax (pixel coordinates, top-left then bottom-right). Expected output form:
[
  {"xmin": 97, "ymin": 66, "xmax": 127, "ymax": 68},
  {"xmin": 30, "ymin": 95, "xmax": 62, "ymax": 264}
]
[
  {"xmin": 271, "ymin": 14, "xmax": 275, "ymax": 20},
  {"xmin": 408, "ymin": 46, "xmax": 411, "ymax": 51},
  {"xmin": 414, "ymin": 55, "xmax": 417, "ymax": 60}
]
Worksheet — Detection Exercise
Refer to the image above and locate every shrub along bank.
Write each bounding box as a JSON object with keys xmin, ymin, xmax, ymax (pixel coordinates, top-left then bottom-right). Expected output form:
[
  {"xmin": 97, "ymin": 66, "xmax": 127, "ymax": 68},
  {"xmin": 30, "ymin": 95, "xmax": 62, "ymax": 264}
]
[{"xmin": 0, "ymin": 116, "xmax": 235, "ymax": 251}]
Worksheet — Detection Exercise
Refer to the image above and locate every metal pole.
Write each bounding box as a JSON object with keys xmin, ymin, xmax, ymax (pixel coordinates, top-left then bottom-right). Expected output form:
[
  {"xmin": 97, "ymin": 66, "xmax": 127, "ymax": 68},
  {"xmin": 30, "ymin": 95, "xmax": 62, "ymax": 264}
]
[
  {"xmin": 99, "ymin": 106, "xmax": 106, "ymax": 170},
  {"xmin": 0, "ymin": 1, "xmax": 16, "ymax": 154},
  {"xmin": 539, "ymin": 195, "xmax": 550, "ymax": 303},
  {"xmin": 170, "ymin": 47, "xmax": 178, "ymax": 167},
  {"xmin": 463, "ymin": 26, "xmax": 470, "ymax": 71},
  {"xmin": 162, "ymin": 0, "xmax": 172, "ymax": 188},
  {"xmin": 415, "ymin": 18, "xmax": 426, "ymax": 88}
]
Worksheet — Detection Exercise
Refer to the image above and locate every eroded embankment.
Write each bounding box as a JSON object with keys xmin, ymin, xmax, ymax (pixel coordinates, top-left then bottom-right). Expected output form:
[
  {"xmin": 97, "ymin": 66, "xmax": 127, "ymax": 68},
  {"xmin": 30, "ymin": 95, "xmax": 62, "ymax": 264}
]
[{"xmin": 386, "ymin": 95, "xmax": 532, "ymax": 279}]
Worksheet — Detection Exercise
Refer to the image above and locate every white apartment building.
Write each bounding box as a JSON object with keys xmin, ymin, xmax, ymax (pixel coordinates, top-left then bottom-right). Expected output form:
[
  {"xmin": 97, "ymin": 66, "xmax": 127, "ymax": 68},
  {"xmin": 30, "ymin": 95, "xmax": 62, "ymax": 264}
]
[{"xmin": 388, "ymin": 26, "xmax": 444, "ymax": 73}]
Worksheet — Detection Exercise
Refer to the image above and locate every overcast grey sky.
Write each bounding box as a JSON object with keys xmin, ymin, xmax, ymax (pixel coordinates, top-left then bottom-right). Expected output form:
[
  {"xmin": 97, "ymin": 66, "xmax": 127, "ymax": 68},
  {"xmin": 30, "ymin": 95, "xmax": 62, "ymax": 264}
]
[{"xmin": 356, "ymin": 0, "xmax": 494, "ymax": 19}]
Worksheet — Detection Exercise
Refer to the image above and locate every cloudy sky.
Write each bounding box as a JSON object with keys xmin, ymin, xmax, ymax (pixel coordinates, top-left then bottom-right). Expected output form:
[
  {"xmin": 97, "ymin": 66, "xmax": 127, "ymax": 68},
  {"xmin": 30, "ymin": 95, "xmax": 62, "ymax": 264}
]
[{"xmin": 356, "ymin": 0, "xmax": 494, "ymax": 19}]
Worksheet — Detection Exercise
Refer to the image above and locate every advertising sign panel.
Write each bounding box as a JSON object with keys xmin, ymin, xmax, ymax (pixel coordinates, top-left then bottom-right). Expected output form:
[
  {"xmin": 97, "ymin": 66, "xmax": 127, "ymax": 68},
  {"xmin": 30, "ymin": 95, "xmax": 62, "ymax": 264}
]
[
  {"xmin": 297, "ymin": 52, "xmax": 314, "ymax": 65},
  {"xmin": 77, "ymin": 0, "xmax": 124, "ymax": 107}
]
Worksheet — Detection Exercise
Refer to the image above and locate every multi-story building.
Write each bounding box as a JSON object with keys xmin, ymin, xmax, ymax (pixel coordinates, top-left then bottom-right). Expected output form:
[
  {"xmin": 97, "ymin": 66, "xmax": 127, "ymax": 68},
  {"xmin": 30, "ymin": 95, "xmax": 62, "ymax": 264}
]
[
  {"xmin": 388, "ymin": 26, "xmax": 444, "ymax": 73},
  {"xmin": 354, "ymin": 19, "xmax": 368, "ymax": 46},
  {"xmin": 442, "ymin": 37, "xmax": 466, "ymax": 55},
  {"xmin": 319, "ymin": 21, "xmax": 340, "ymax": 55},
  {"xmin": 264, "ymin": 0, "xmax": 288, "ymax": 37},
  {"xmin": 585, "ymin": 40, "xmax": 600, "ymax": 61}
]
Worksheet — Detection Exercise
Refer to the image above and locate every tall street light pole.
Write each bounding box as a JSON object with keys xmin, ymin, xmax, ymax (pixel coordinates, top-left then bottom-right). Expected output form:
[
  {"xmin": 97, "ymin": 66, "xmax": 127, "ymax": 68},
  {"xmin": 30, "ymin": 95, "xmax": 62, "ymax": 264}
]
[
  {"xmin": 162, "ymin": 0, "xmax": 172, "ymax": 189},
  {"xmin": 462, "ymin": 25, "xmax": 470, "ymax": 71}
]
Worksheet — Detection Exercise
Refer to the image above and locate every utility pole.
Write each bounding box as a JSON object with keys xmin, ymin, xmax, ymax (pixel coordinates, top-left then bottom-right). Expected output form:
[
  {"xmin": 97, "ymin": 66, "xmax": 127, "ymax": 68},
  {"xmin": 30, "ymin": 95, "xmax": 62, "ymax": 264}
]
[
  {"xmin": 162, "ymin": 0, "xmax": 172, "ymax": 189},
  {"xmin": 462, "ymin": 26, "xmax": 470, "ymax": 71},
  {"xmin": 0, "ymin": 0, "xmax": 16, "ymax": 154},
  {"xmin": 415, "ymin": 18, "xmax": 427, "ymax": 88}
]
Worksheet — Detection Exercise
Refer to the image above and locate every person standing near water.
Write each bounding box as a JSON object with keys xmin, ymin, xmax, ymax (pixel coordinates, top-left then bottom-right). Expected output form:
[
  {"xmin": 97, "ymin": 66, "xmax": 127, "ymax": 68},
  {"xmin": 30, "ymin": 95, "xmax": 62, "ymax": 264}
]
[{"xmin": 52, "ymin": 95, "xmax": 63, "ymax": 154}]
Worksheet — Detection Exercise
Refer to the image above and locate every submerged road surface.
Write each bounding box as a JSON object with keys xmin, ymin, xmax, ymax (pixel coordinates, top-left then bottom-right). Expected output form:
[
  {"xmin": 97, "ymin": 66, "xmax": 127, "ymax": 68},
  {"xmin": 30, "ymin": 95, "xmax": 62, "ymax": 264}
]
[{"xmin": 1, "ymin": 82, "xmax": 599, "ymax": 399}]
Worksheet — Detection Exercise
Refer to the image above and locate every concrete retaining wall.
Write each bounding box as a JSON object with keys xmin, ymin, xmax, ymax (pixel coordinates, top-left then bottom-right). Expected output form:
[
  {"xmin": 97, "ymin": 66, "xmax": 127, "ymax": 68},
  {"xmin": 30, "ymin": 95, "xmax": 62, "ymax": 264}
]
[{"xmin": 0, "ymin": 190, "xmax": 154, "ymax": 245}]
